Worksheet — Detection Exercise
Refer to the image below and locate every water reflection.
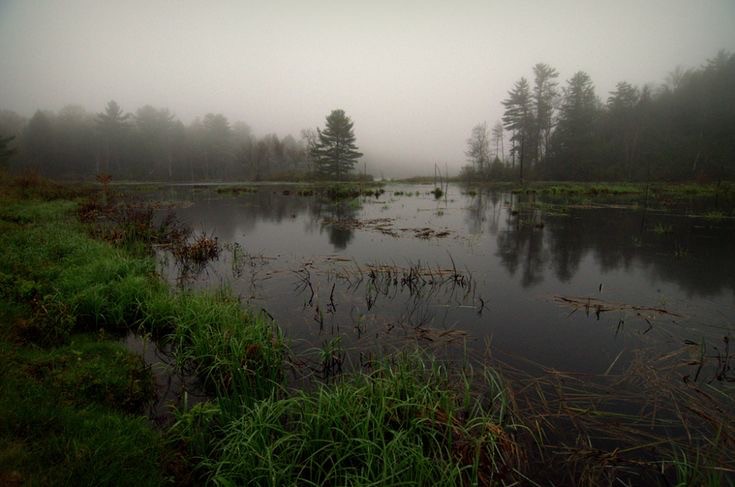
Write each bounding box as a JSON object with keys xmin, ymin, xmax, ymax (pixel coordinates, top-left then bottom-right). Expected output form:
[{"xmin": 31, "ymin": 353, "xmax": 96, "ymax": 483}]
[
  {"xmin": 459, "ymin": 189, "xmax": 735, "ymax": 296},
  {"xmin": 320, "ymin": 200, "xmax": 360, "ymax": 250},
  {"xmin": 164, "ymin": 185, "xmax": 735, "ymax": 298},
  {"xmin": 167, "ymin": 189, "xmax": 362, "ymax": 251},
  {"xmin": 149, "ymin": 184, "xmax": 733, "ymax": 377},
  {"xmin": 496, "ymin": 212, "xmax": 548, "ymax": 288}
]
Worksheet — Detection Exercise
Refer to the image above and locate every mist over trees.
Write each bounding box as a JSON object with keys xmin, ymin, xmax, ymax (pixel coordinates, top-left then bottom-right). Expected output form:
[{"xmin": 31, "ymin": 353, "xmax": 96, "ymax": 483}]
[
  {"xmin": 2, "ymin": 52, "xmax": 733, "ymax": 183},
  {"xmin": 465, "ymin": 50, "xmax": 735, "ymax": 182},
  {"xmin": 0, "ymin": 102, "xmax": 314, "ymax": 181}
]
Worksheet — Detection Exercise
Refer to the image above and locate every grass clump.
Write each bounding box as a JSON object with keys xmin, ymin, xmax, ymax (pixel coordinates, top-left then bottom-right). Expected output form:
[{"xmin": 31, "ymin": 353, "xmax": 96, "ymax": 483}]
[
  {"xmin": 667, "ymin": 449, "xmax": 732, "ymax": 487},
  {"xmin": 147, "ymin": 291, "xmax": 284, "ymax": 399},
  {"xmin": 299, "ymin": 182, "xmax": 385, "ymax": 201},
  {"xmin": 175, "ymin": 352, "xmax": 524, "ymax": 486}
]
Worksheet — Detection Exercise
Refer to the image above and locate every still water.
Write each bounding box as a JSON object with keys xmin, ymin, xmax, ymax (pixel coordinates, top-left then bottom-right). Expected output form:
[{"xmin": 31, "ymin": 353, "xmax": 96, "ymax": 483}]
[{"xmin": 146, "ymin": 183, "xmax": 734, "ymax": 380}]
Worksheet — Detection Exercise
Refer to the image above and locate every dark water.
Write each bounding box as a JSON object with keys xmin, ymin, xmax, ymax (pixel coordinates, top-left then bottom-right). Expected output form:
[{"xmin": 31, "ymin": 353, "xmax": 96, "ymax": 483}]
[{"xmin": 145, "ymin": 183, "xmax": 734, "ymax": 380}]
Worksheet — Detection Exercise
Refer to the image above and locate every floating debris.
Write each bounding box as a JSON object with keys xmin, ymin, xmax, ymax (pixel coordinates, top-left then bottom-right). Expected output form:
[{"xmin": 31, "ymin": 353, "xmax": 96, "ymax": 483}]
[{"xmin": 553, "ymin": 295, "xmax": 683, "ymax": 319}]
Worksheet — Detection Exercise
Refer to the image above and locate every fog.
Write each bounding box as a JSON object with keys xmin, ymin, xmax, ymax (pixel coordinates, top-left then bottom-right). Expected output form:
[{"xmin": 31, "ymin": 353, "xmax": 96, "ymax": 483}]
[{"xmin": 1, "ymin": 0, "xmax": 734, "ymax": 177}]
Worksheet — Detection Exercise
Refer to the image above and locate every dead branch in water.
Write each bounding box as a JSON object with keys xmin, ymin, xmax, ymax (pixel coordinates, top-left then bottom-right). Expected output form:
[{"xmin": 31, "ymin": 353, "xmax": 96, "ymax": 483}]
[{"xmin": 553, "ymin": 295, "xmax": 683, "ymax": 318}]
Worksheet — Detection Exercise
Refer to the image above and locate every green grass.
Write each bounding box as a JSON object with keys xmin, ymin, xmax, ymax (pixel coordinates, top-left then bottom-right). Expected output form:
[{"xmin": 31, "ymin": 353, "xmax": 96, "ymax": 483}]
[
  {"xmin": 0, "ymin": 197, "xmax": 283, "ymax": 394},
  {"xmin": 281, "ymin": 182, "xmax": 385, "ymax": 201},
  {"xmin": 173, "ymin": 351, "xmax": 524, "ymax": 486},
  {"xmin": 0, "ymin": 187, "xmax": 285, "ymax": 484},
  {"xmin": 0, "ymin": 301, "xmax": 165, "ymax": 486},
  {"xmin": 667, "ymin": 449, "xmax": 734, "ymax": 487},
  {"xmin": 0, "ymin": 200, "xmax": 162, "ymax": 337},
  {"xmin": 147, "ymin": 290, "xmax": 284, "ymax": 399}
]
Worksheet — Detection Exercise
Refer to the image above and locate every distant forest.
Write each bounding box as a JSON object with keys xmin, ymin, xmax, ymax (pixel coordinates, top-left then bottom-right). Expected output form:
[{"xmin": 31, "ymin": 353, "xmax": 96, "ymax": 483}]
[
  {"xmin": 464, "ymin": 50, "xmax": 735, "ymax": 182},
  {"xmin": 0, "ymin": 101, "xmax": 313, "ymax": 181},
  {"xmin": 1, "ymin": 51, "xmax": 734, "ymax": 182}
]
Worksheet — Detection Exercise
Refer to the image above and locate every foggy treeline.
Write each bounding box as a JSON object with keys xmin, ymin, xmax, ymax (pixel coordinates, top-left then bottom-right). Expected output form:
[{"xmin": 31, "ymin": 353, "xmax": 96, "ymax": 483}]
[
  {"xmin": 2, "ymin": 52, "xmax": 734, "ymax": 183},
  {"xmin": 0, "ymin": 101, "xmax": 312, "ymax": 181},
  {"xmin": 465, "ymin": 50, "xmax": 735, "ymax": 182}
]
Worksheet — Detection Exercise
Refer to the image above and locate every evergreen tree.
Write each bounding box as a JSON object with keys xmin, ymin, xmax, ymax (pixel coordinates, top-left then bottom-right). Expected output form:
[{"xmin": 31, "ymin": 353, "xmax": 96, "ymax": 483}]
[
  {"xmin": 605, "ymin": 81, "xmax": 641, "ymax": 179},
  {"xmin": 546, "ymin": 71, "xmax": 600, "ymax": 179},
  {"xmin": 23, "ymin": 110, "xmax": 56, "ymax": 171},
  {"xmin": 96, "ymin": 100, "xmax": 130, "ymax": 175},
  {"xmin": 502, "ymin": 78, "xmax": 534, "ymax": 181},
  {"xmin": 135, "ymin": 105, "xmax": 178, "ymax": 179},
  {"xmin": 532, "ymin": 63, "xmax": 559, "ymax": 164},
  {"xmin": 201, "ymin": 113, "xmax": 233, "ymax": 180},
  {"xmin": 312, "ymin": 109, "xmax": 362, "ymax": 180}
]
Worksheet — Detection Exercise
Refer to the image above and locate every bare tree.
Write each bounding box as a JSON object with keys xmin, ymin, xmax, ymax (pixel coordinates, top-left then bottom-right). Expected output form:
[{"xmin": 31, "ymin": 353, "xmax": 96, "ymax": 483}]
[
  {"xmin": 465, "ymin": 122, "xmax": 491, "ymax": 175},
  {"xmin": 491, "ymin": 121, "xmax": 504, "ymax": 162},
  {"xmin": 300, "ymin": 128, "xmax": 319, "ymax": 175}
]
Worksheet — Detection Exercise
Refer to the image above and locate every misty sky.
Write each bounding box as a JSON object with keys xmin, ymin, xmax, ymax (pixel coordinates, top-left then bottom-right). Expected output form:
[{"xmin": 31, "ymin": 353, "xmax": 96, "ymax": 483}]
[{"xmin": 1, "ymin": 0, "xmax": 734, "ymax": 176}]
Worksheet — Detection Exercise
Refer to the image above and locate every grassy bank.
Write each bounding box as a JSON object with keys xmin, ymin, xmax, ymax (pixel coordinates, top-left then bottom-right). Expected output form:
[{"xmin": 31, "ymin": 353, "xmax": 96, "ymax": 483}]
[
  {"xmin": 0, "ymin": 180, "xmax": 284, "ymax": 484},
  {"xmin": 0, "ymin": 197, "xmax": 168, "ymax": 484}
]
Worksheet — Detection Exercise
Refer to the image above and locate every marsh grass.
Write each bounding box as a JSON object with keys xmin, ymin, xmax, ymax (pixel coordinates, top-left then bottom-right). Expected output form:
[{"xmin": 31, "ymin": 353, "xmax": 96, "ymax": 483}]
[
  {"xmin": 173, "ymin": 351, "xmax": 526, "ymax": 486},
  {"xmin": 146, "ymin": 291, "xmax": 284, "ymax": 399},
  {"xmin": 462, "ymin": 181, "xmax": 735, "ymax": 215},
  {"xmin": 293, "ymin": 182, "xmax": 385, "ymax": 201},
  {"xmin": 497, "ymin": 344, "xmax": 735, "ymax": 486}
]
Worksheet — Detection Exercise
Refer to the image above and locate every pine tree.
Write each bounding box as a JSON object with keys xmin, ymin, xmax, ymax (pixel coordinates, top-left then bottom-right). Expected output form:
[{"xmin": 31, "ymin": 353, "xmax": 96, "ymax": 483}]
[
  {"xmin": 532, "ymin": 63, "xmax": 559, "ymax": 164},
  {"xmin": 312, "ymin": 109, "xmax": 362, "ymax": 180},
  {"xmin": 546, "ymin": 71, "xmax": 600, "ymax": 179},
  {"xmin": 502, "ymin": 78, "xmax": 534, "ymax": 181},
  {"xmin": 96, "ymin": 100, "xmax": 130, "ymax": 175}
]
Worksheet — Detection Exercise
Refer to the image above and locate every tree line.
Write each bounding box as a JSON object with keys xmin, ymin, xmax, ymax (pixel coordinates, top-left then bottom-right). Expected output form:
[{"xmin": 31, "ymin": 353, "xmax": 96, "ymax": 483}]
[
  {"xmin": 0, "ymin": 102, "xmax": 364, "ymax": 181},
  {"xmin": 465, "ymin": 50, "xmax": 735, "ymax": 182}
]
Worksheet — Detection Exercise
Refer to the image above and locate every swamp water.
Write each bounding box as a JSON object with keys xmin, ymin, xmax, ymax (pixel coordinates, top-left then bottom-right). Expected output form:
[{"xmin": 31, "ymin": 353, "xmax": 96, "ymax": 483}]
[
  {"xmin": 122, "ymin": 183, "xmax": 735, "ymax": 474},
  {"xmin": 139, "ymin": 183, "xmax": 733, "ymax": 383}
]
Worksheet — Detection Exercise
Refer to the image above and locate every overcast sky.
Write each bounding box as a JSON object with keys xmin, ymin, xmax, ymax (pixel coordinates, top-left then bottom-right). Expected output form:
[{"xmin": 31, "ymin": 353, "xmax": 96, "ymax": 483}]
[{"xmin": 1, "ymin": 0, "xmax": 734, "ymax": 176}]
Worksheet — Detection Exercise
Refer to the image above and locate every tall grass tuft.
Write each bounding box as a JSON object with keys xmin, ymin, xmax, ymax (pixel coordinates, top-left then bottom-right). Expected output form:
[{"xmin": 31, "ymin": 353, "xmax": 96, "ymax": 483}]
[
  {"xmin": 175, "ymin": 351, "xmax": 525, "ymax": 486},
  {"xmin": 147, "ymin": 291, "xmax": 284, "ymax": 400}
]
